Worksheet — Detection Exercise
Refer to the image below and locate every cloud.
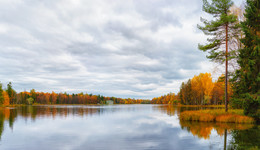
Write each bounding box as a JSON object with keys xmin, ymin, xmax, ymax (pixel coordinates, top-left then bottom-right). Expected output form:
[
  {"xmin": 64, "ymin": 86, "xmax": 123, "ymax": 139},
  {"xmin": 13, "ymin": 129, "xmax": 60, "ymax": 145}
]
[{"xmin": 0, "ymin": 0, "xmax": 223, "ymax": 99}]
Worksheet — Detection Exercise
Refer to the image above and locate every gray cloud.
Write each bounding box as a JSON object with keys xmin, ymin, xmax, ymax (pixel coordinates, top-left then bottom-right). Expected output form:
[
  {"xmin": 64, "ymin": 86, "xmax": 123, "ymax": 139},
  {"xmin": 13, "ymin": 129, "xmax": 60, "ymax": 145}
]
[{"xmin": 1, "ymin": 0, "xmax": 239, "ymax": 99}]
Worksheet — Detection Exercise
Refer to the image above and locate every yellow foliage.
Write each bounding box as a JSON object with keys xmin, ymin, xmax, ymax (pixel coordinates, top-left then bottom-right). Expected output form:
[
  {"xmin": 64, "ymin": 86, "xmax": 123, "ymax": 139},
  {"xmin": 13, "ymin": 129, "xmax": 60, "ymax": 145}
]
[{"xmin": 191, "ymin": 73, "xmax": 214, "ymax": 104}]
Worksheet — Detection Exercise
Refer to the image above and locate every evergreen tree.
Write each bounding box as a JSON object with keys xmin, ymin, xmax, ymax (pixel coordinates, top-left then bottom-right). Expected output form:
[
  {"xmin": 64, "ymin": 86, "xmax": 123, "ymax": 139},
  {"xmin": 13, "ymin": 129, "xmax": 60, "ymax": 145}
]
[
  {"xmin": 233, "ymin": 0, "xmax": 259, "ymax": 94},
  {"xmin": 232, "ymin": 0, "xmax": 259, "ymax": 118},
  {"xmin": 6, "ymin": 82, "xmax": 16, "ymax": 104},
  {"xmin": 179, "ymin": 82, "xmax": 185, "ymax": 104},
  {"xmin": 198, "ymin": 0, "xmax": 239, "ymax": 112},
  {"xmin": 185, "ymin": 79, "xmax": 193, "ymax": 105}
]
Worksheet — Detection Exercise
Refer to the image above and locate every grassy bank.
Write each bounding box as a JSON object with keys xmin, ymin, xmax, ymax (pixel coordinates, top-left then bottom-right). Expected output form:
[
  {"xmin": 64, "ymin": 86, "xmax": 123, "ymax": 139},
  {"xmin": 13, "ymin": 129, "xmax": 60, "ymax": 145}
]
[
  {"xmin": 0, "ymin": 104, "xmax": 27, "ymax": 107},
  {"xmin": 180, "ymin": 109, "xmax": 255, "ymax": 124},
  {"xmin": 176, "ymin": 104, "xmax": 226, "ymax": 108}
]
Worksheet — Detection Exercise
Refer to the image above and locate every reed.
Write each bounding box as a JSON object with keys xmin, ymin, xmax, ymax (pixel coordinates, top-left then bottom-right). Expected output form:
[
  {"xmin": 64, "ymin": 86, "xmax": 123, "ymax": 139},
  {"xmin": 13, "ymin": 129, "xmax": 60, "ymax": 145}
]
[{"xmin": 180, "ymin": 109, "xmax": 255, "ymax": 124}]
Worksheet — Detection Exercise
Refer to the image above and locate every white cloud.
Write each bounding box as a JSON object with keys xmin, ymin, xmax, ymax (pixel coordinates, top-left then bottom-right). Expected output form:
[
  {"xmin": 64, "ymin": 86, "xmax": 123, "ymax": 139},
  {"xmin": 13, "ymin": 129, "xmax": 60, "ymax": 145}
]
[{"xmin": 0, "ymin": 0, "xmax": 236, "ymax": 99}]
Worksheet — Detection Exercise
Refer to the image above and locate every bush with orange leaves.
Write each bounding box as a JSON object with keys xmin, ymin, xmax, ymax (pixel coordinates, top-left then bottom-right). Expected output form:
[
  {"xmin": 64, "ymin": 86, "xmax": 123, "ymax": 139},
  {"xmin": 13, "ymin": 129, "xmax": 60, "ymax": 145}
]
[
  {"xmin": 180, "ymin": 111, "xmax": 215, "ymax": 122},
  {"xmin": 180, "ymin": 109, "xmax": 255, "ymax": 124},
  {"xmin": 216, "ymin": 114, "xmax": 255, "ymax": 124}
]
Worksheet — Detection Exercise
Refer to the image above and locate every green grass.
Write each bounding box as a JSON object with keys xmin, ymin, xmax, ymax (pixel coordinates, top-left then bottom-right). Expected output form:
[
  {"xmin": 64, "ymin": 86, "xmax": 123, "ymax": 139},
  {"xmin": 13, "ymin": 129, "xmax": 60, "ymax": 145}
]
[{"xmin": 180, "ymin": 109, "xmax": 255, "ymax": 124}]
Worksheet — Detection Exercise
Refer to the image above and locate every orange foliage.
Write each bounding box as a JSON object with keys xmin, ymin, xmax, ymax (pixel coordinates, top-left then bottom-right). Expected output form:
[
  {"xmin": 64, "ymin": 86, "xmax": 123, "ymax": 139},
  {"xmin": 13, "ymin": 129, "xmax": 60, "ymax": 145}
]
[
  {"xmin": 180, "ymin": 110, "xmax": 255, "ymax": 124},
  {"xmin": 216, "ymin": 114, "xmax": 254, "ymax": 124},
  {"xmin": 151, "ymin": 93, "xmax": 178, "ymax": 104},
  {"xmin": 180, "ymin": 120, "xmax": 254, "ymax": 140},
  {"xmin": 180, "ymin": 111, "xmax": 215, "ymax": 122},
  {"xmin": 2, "ymin": 91, "xmax": 10, "ymax": 105},
  {"xmin": 3, "ymin": 109, "xmax": 10, "ymax": 119}
]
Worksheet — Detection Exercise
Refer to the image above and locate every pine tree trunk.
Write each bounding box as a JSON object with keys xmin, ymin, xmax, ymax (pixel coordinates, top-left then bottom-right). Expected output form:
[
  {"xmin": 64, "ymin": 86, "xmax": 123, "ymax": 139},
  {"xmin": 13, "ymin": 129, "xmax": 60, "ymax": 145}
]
[{"xmin": 225, "ymin": 23, "xmax": 228, "ymax": 112}]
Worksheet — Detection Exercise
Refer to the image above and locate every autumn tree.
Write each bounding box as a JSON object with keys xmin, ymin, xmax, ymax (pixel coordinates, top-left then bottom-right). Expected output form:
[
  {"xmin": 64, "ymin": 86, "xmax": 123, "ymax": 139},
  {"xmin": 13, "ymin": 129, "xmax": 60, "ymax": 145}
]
[
  {"xmin": 2, "ymin": 91, "xmax": 10, "ymax": 105},
  {"xmin": 0, "ymin": 83, "xmax": 4, "ymax": 105},
  {"xmin": 50, "ymin": 91, "xmax": 57, "ymax": 104},
  {"xmin": 212, "ymin": 76, "xmax": 225, "ymax": 105},
  {"xmin": 191, "ymin": 73, "xmax": 214, "ymax": 105},
  {"xmin": 198, "ymin": 0, "xmax": 240, "ymax": 112},
  {"xmin": 202, "ymin": 73, "xmax": 214, "ymax": 104}
]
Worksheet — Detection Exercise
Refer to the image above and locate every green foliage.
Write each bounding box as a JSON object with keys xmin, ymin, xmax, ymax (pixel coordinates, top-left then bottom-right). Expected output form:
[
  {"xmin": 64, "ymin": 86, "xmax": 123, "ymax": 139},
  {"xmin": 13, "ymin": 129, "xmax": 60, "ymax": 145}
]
[
  {"xmin": 173, "ymin": 100, "xmax": 178, "ymax": 105},
  {"xmin": 26, "ymin": 97, "xmax": 34, "ymax": 105},
  {"xmin": 198, "ymin": 0, "xmax": 240, "ymax": 112},
  {"xmin": 229, "ymin": 126, "xmax": 260, "ymax": 150},
  {"xmin": 30, "ymin": 89, "xmax": 36, "ymax": 100},
  {"xmin": 230, "ymin": 97, "xmax": 245, "ymax": 109},
  {"xmin": 6, "ymin": 82, "xmax": 16, "ymax": 104},
  {"xmin": 231, "ymin": 0, "xmax": 260, "ymax": 118},
  {"xmin": 0, "ymin": 112, "xmax": 4, "ymax": 140},
  {"xmin": 243, "ymin": 93, "xmax": 259, "ymax": 119},
  {"xmin": 232, "ymin": 0, "xmax": 260, "ymax": 94},
  {"xmin": 198, "ymin": 0, "xmax": 239, "ymax": 63}
]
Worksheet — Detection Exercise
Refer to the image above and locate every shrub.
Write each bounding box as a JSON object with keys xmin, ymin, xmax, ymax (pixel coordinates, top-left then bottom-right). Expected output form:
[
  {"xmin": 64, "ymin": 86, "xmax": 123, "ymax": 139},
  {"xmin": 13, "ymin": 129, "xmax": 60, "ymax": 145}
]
[
  {"xmin": 230, "ymin": 98, "xmax": 245, "ymax": 109},
  {"xmin": 243, "ymin": 93, "xmax": 259, "ymax": 119},
  {"xmin": 180, "ymin": 109, "xmax": 255, "ymax": 124},
  {"xmin": 26, "ymin": 97, "xmax": 34, "ymax": 105}
]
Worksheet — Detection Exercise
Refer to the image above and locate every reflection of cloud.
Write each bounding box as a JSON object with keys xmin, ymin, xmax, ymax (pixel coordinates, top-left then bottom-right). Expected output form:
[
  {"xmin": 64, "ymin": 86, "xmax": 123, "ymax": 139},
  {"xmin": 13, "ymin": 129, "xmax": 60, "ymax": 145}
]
[
  {"xmin": 151, "ymin": 114, "xmax": 180, "ymax": 128},
  {"xmin": 178, "ymin": 130, "xmax": 191, "ymax": 138},
  {"xmin": 0, "ymin": 105, "xmax": 242, "ymax": 150}
]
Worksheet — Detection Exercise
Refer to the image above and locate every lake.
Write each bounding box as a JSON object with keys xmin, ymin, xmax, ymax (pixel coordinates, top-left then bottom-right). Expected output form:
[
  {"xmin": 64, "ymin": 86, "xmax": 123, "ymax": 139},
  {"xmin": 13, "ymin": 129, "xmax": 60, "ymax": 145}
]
[{"xmin": 0, "ymin": 105, "xmax": 259, "ymax": 150}]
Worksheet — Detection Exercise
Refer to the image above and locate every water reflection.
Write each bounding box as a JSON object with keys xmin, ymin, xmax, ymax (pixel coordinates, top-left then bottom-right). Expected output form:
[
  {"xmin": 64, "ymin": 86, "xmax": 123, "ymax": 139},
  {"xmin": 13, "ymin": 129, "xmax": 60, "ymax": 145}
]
[
  {"xmin": 155, "ymin": 105, "xmax": 259, "ymax": 150},
  {"xmin": 179, "ymin": 121, "xmax": 254, "ymax": 139},
  {"xmin": 0, "ymin": 105, "xmax": 258, "ymax": 150},
  {"xmin": 228, "ymin": 126, "xmax": 260, "ymax": 150}
]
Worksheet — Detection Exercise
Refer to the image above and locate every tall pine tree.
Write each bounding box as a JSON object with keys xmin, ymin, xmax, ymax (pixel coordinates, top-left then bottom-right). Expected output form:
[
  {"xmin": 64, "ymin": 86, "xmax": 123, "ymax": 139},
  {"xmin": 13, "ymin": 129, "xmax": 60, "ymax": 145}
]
[
  {"xmin": 232, "ymin": 0, "xmax": 259, "ymax": 117},
  {"xmin": 198, "ymin": 0, "xmax": 239, "ymax": 112}
]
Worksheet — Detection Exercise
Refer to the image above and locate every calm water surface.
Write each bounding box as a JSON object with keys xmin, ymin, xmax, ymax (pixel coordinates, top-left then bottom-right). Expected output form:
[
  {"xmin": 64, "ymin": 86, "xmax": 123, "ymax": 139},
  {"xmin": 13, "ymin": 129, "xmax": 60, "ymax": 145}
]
[{"xmin": 0, "ymin": 105, "xmax": 259, "ymax": 150}]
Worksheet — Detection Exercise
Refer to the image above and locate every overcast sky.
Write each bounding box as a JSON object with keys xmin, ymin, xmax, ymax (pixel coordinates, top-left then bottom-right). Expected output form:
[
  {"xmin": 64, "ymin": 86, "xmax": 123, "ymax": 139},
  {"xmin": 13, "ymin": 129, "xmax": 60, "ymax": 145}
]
[{"xmin": 0, "ymin": 0, "xmax": 243, "ymax": 99}]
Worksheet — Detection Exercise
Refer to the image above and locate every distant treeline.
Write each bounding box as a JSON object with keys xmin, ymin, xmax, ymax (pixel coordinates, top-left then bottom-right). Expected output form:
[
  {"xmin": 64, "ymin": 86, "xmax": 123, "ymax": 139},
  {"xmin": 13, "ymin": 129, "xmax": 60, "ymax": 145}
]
[
  {"xmin": 0, "ymin": 82, "xmax": 150, "ymax": 105},
  {"xmin": 151, "ymin": 93, "xmax": 178, "ymax": 104}
]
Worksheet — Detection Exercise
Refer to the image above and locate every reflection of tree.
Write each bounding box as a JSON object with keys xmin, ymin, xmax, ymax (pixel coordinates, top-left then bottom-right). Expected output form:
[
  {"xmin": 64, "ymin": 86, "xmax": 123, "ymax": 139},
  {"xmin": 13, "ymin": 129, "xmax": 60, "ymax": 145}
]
[
  {"xmin": 0, "ymin": 110, "xmax": 4, "ymax": 140},
  {"xmin": 180, "ymin": 120, "xmax": 254, "ymax": 140},
  {"xmin": 224, "ymin": 129, "xmax": 227, "ymax": 150},
  {"xmin": 0, "ymin": 106, "xmax": 104, "ymax": 141},
  {"xmin": 228, "ymin": 126, "xmax": 260, "ymax": 150},
  {"xmin": 154, "ymin": 105, "xmax": 184, "ymax": 116},
  {"xmin": 1, "ymin": 106, "xmax": 102, "ymax": 122},
  {"xmin": 180, "ymin": 121, "xmax": 213, "ymax": 139},
  {"xmin": 9, "ymin": 109, "xmax": 17, "ymax": 130},
  {"xmin": 155, "ymin": 105, "xmax": 225, "ymax": 117}
]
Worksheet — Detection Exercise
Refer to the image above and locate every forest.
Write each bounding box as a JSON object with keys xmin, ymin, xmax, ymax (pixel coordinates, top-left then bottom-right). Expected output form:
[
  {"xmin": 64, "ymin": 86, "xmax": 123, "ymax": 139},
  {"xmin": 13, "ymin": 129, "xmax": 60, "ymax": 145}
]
[{"xmin": 0, "ymin": 0, "xmax": 259, "ymax": 119}]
